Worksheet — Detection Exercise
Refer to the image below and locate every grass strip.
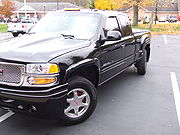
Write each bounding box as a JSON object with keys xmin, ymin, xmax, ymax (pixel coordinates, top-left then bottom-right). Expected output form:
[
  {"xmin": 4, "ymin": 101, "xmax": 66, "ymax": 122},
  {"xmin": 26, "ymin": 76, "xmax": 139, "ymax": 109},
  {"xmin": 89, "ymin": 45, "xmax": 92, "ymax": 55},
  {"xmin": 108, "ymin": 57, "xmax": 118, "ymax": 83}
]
[{"xmin": 0, "ymin": 24, "xmax": 8, "ymax": 33}]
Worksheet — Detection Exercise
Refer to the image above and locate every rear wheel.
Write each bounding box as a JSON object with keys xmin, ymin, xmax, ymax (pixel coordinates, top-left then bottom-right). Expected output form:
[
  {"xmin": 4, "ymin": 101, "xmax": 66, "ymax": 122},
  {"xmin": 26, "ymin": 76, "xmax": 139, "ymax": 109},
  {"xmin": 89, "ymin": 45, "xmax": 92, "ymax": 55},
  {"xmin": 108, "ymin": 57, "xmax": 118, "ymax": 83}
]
[
  {"xmin": 21, "ymin": 32, "xmax": 26, "ymax": 35},
  {"xmin": 136, "ymin": 50, "xmax": 147, "ymax": 75},
  {"xmin": 61, "ymin": 77, "xmax": 97, "ymax": 125}
]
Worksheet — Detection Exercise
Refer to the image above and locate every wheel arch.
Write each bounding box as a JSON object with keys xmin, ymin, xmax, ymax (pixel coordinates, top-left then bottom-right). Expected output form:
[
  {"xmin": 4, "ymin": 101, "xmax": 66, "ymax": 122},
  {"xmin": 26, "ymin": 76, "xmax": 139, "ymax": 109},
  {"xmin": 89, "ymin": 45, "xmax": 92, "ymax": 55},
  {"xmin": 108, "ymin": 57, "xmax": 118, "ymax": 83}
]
[
  {"xmin": 64, "ymin": 59, "xmax": 100, "ymax": 88},
  {"xmin": 140, "ymin": 34, "xmax": 151, "ymax": 62},
  {"xmin": 140, "ymin": 34, "xmax": 151, "ymax": 45},
  {"xmin": 145, "ymin": 44, "xmax": 150, "ymax": 62}
]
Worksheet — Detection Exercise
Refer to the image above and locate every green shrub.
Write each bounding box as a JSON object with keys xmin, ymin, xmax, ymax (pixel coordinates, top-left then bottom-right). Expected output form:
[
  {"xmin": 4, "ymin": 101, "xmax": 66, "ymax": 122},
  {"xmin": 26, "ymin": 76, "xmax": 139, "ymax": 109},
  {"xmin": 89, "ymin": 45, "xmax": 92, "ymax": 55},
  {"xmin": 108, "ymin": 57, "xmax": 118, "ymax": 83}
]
[{"xmin": 0, "ymin": 24, "xmax": 8, "ymax": 33}]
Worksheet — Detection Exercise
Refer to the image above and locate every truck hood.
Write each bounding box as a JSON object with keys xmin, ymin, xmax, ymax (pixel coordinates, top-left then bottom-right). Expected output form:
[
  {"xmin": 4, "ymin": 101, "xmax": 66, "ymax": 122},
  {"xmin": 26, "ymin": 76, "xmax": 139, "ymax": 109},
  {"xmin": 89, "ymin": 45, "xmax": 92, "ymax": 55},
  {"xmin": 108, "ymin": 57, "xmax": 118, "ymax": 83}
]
[{"xmin": 0, "ymin": 33, "xmax": 90, "ymax": 63}]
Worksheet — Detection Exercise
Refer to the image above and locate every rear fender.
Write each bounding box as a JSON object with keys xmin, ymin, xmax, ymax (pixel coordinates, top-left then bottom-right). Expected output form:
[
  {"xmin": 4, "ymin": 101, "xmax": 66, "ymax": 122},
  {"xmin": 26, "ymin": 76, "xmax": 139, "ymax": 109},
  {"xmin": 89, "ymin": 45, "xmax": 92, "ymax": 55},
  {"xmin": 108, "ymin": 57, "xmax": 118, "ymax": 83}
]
[
  {"xmin": 140, "ymin": 34, "xmax": 151, "ymax": 62},
  {"xmin": 141, "ymin": 34, "xmax": 151, "ymax": 48}
]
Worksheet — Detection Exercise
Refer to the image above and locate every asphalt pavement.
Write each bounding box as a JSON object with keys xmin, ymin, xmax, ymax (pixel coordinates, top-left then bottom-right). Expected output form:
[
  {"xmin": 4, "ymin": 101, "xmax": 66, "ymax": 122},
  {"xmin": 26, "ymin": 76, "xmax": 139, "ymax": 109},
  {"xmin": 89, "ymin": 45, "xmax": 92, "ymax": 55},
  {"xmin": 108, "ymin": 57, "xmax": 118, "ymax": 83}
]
[
  {"xmin": 0, "ymin": 33, "xmax": 13, "ymax": 41},
  {"xmin": 0, "ymin": 34, "xmax": 180, "ymax": 135}
]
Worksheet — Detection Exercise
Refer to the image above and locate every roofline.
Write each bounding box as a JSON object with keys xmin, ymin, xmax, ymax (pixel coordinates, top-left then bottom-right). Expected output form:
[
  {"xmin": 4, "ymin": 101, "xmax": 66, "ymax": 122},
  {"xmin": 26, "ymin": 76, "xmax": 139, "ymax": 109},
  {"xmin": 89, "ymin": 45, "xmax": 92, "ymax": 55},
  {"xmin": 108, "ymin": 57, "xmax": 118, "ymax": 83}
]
[
  {"xmin": 123, "ymin": 10, "xmax": 179, "ymax": 13},
  {"xmin": 158, "ymin": 10, "xmax": 180, "ymax": 12},
  {"xmin": 55, "ymin": 9, "xmax": 126, "ymax": 15},
  {"xmin": 123, "ymin": 5, "xmax": 180, "ymax": 12},
  {"xmin": 125, "ymin": 5, "xmax": 150, "ymax": 12}
]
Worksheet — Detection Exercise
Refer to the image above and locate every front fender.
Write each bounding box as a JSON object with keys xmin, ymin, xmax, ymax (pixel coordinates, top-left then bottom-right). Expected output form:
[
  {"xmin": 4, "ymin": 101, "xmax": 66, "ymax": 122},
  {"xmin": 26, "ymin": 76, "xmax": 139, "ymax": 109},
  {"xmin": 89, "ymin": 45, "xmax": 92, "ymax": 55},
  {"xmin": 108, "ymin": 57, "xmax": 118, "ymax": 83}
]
[{"xmin": 63, "ymin": 58, "xmax": 100, "ymax": 82}]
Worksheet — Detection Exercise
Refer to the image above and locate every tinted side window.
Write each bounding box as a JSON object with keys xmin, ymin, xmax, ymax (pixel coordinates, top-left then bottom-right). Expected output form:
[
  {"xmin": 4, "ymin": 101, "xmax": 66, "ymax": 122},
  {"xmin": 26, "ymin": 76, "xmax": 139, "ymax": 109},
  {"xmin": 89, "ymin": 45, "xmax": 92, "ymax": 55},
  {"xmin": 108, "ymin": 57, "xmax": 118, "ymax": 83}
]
[
  {"xmin": 118, "ymin": 15, "xmax": 132, "ymax": 37},
  {"xmin": 104, "ymin": 17, "xmax": 120, "ymax": 36}
]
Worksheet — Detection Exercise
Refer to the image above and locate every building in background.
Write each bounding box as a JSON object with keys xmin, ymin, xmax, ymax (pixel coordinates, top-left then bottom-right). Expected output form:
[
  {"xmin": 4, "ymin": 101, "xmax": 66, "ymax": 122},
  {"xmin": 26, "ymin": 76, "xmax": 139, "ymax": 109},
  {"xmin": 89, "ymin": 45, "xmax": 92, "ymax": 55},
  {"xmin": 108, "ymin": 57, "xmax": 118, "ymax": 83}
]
[
  {"xmin": 121, "ymin": 0, "xmax": 180, "ymax": 22},
  {"xmin": 13, "ymin": 0, "xmax": 78, "ymax": 19},
  {"xmin": 5, "ymin": 0, "xmax": 180, "ymax": 21}
]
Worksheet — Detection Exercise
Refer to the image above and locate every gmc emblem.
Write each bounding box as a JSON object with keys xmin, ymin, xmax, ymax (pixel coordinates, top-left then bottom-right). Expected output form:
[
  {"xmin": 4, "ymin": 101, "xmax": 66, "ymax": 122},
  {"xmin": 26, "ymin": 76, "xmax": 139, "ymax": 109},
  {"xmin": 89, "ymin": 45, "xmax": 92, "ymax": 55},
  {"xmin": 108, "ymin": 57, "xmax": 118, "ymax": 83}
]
[{"xmin": 0, "ymin": 69, "xmax": 3, "ymax": 76}]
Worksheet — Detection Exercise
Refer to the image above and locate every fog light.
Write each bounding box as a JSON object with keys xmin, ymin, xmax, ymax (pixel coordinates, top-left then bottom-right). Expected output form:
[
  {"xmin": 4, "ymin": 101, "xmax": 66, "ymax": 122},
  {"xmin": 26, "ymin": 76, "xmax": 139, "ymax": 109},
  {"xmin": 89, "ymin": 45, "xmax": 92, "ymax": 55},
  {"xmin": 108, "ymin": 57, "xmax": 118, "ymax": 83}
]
[
  {"xmin": 27, "ymin": 105, "xmax": 37, "ymax": 112},
  {"xmin": 27, "ymin": 77, "xmax": 56, "ymax": 85}
]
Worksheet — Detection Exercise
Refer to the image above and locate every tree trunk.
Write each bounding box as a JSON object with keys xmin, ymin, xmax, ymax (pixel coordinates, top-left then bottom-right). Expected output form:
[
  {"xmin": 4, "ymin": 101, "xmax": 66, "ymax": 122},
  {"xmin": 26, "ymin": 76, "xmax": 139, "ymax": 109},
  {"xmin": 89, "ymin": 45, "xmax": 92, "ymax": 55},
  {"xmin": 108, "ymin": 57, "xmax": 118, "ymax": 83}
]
[
  {"xmin": 132, "ymin": 5, "xmax": 138, "ymax": 26},
  {"xmin": 88, "ymin": 0, "xmax": 95, "ymax": 9},
  {"xmin": 148, "ymin": 4, "xmax": 156, "ymax": 29},
  {"xmin": 148, "ymin": 10, "xmax": 154, "ymax": 29}
]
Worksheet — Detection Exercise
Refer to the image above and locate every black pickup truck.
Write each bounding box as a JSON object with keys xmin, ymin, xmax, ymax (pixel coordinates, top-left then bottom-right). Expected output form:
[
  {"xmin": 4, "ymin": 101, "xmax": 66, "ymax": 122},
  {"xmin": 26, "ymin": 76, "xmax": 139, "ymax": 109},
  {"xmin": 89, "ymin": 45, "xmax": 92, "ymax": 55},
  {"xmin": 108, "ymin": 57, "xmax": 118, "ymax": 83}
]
[{"xmin": 0, "ymin": 9, "xmax": 151, "ymax": 125}]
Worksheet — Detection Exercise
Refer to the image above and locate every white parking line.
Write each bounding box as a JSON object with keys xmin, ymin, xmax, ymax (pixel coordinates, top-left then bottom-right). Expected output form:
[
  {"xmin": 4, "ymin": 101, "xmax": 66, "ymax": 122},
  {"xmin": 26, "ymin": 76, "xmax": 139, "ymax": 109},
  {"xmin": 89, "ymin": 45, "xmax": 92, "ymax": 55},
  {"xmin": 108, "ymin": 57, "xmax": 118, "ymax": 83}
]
[
  {"xmin": 163, "ymin": 34, "xmax": 168, "ymax": 44},
  {"xmin": 0, "ymin": 111, "xmax": 15, "ymax": 123},
  {"xmin": 170, "ymin": 72, "xmax": 180, "ymax": 127}
]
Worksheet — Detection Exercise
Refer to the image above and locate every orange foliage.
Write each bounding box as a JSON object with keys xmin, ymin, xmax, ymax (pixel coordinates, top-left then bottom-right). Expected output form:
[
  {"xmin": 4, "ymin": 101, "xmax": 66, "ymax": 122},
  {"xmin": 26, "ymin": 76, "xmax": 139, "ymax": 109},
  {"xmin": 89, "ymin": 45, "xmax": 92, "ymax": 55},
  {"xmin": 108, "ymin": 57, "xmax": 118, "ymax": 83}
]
[
  {"xmin": 0, "ymin": 0, "xmax": 15, "ymax": 18},
  {"xmin": 94, "ymin": 0, "xmax": 120, "ymax": 10},
  {"xmin": 138, "ymin": 23, "xmax": 180, "ymax": 35},
  {"xmin": 95, "ymin": 0, "xmax": 155, "ymax": 10}
]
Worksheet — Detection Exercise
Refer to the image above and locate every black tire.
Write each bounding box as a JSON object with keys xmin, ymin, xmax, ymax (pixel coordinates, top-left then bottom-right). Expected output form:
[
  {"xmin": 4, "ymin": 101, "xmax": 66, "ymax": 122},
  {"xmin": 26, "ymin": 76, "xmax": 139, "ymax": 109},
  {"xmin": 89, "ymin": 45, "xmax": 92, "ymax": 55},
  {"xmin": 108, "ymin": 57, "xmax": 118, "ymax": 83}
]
[
  {"xmin": 12, "ymin": 33, "xmax": 19, "ymax": 37},
  {"xmin": 61, "ymin": 76, "xmax": 97, "ymax": 125},
  {"xmin": 21, "ymin": 32, "xmax": 26, "ymax": 35},
  {"xmin": 136, "ymin": 50, "xmax": 147, "ymax": 75}
]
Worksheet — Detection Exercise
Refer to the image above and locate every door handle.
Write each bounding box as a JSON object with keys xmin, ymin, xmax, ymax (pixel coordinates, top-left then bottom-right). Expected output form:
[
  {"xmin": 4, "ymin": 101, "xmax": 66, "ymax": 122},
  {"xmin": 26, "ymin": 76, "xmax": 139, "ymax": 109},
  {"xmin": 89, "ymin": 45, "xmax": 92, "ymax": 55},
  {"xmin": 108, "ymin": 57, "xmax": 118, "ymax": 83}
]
[{"xmin": 105, "ymin": 44, "xmax": 125, "ymax": 52}]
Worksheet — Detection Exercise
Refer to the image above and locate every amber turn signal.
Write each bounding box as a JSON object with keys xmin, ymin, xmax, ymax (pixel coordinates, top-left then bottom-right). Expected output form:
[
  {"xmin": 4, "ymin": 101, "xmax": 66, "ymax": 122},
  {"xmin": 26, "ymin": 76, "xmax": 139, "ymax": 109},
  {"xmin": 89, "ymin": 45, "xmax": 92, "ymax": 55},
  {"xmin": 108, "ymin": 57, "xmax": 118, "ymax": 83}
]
[
  {"xmin": 28, "ymin": 77, "xmax": 56, "ymax": 85},
  {"xmin": 49, "ymin": 65, "xmax": 59, "ymax": 74}
]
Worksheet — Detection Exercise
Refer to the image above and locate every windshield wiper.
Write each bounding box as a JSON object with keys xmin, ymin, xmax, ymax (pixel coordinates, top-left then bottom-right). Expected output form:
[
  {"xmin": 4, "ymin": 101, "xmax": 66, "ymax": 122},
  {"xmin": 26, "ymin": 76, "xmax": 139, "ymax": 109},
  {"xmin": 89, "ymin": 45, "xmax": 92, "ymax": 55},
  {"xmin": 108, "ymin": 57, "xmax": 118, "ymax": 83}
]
[{"xmin": 61, "ymin": 34, "xmax": 75, "ymax": 39}]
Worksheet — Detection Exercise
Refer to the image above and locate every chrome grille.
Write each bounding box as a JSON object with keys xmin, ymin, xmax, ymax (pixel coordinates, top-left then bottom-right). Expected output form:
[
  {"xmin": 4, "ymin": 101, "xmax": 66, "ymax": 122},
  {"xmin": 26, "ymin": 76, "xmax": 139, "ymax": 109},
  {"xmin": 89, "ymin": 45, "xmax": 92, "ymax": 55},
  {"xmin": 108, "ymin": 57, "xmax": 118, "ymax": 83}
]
[{"xmin": 0, "ymin": 64, "xmax": 21, "ymax": 84}]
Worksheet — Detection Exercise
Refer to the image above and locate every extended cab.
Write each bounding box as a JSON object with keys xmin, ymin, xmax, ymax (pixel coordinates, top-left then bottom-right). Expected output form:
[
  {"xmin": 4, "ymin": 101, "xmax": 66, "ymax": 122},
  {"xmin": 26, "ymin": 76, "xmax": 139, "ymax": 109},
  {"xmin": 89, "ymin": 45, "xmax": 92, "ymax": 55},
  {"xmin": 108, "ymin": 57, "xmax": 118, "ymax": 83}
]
[{"xmin": 0, "ymin": 9, "xmax": 151, "ymax": 125}]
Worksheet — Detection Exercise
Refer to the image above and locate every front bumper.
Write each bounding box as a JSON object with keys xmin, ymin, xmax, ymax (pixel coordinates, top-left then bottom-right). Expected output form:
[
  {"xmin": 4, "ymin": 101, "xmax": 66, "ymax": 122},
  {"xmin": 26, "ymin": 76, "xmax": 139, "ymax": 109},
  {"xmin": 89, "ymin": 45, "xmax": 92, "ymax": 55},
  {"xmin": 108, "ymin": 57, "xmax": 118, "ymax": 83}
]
[{"xmin": 0, "ymin": 83, "xmax": 68, "ymax": 119}]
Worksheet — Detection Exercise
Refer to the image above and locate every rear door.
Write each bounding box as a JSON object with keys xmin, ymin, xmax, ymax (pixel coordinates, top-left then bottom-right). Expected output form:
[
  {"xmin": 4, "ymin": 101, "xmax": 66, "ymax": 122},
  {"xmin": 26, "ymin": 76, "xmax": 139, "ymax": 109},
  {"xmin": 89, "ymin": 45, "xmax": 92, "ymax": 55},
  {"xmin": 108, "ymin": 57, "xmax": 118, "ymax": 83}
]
[{"xmin": 118, "ymin": 14, "xmax": 136, "ymax": 67}]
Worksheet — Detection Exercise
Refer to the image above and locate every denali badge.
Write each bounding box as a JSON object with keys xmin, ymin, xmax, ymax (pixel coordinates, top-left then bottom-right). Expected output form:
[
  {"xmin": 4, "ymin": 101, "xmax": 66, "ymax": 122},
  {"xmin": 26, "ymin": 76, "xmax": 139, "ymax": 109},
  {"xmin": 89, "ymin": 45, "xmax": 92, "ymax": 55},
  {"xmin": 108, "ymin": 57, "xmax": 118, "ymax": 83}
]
[{"xmin": 0, "ymin": 69, "xmax": 3, "ymax": 76}]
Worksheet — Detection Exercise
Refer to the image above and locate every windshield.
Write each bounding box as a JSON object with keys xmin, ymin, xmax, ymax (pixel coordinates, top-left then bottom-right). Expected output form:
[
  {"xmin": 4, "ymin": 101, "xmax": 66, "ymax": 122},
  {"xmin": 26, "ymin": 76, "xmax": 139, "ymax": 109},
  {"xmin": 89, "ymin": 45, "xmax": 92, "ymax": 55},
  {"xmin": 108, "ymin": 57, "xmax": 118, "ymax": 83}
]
[{"xmin": 30, "ymin": 12, "xmax": 100, "ymax": 40}]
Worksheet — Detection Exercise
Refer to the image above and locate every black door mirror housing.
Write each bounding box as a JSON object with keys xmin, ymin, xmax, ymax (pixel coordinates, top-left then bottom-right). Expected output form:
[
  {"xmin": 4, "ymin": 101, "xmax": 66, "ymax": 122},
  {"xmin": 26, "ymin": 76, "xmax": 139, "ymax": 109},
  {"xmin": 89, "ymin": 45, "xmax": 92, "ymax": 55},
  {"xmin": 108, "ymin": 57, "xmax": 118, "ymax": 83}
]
[{"xmin": 95, "ymin": 31, "xmax": 122, "ymax": 48}]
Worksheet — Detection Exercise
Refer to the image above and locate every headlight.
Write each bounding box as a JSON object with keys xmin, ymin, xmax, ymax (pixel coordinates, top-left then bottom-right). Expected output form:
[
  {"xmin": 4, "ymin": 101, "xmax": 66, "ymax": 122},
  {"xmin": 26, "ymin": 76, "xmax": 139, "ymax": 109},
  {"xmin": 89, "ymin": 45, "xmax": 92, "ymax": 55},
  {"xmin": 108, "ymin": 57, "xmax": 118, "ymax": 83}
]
[{"xmin": 26, "ymin": 64, "xmax": 59, "ymax": 74}]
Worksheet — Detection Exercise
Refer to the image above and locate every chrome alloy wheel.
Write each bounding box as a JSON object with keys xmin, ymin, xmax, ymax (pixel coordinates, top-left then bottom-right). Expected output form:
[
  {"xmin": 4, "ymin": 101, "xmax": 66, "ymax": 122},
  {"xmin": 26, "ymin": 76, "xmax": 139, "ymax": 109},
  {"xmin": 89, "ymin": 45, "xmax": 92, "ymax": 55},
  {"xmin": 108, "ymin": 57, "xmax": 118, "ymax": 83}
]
[{"xmin": 64, "ymin": 88, "xmax": 90, "ymax": 118}]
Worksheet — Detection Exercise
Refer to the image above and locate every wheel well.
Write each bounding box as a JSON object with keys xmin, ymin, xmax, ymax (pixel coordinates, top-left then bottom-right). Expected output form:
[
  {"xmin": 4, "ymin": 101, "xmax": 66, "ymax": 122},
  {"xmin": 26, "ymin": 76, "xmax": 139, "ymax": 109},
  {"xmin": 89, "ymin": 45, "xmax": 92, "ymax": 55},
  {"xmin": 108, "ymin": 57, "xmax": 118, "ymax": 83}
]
[
  {"xmin": 70, "ymin": 66, "xmax": 99, "ymax": 88},
  {"xmin": 145, "ymin": 44, "xmax": 150, "ymax": 62}
]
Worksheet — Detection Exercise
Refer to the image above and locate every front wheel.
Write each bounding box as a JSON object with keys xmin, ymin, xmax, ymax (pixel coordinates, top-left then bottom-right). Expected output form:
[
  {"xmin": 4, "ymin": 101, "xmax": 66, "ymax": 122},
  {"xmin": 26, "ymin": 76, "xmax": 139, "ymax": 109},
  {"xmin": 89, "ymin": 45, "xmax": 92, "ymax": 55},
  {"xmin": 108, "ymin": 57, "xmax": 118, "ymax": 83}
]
[
  {"xmin": 136, "ymin": 50, "xmax": 147, "ymax": 75},
  {"xmin": 12, "ymin": 33, "xmax": 19, "ymax": 37},
  {"xmin": 61, "ymin": 77, "xmax": 97, "ymax": 125}
]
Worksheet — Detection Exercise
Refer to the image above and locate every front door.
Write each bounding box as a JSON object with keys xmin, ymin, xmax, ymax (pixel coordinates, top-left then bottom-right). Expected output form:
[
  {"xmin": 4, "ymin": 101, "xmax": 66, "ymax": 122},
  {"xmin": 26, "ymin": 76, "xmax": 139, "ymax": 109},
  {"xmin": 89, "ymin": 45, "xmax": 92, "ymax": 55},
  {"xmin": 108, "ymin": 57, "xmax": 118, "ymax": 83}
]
[{"xmin": 98, "ymin": 16, "xmax": 126, "ymax": 84}]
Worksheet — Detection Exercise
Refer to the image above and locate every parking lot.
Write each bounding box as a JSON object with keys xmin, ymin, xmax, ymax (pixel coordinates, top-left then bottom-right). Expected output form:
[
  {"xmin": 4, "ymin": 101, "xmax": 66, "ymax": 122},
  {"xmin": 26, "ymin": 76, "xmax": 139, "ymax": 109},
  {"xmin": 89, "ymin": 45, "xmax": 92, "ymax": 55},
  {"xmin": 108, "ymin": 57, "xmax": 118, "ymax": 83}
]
[{"xmin": 0, "ymin": 34, "xmax": 180, "ymax": 135}]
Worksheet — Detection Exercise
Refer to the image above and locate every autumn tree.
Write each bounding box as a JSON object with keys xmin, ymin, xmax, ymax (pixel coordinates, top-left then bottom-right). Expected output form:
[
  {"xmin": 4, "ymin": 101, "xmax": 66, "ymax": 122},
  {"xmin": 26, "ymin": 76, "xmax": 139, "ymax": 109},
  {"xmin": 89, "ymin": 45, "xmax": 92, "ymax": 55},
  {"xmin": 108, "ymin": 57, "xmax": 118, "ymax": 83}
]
[
  {"xmin": 120, "ymin": 0, "xmax": 155, "ymax": 26},
  {"xmin": 88, "ymin": 0, "xmax": 95, "ymax": 9},
  {"xmin": 148, "ymin": 0, "xmax": 176, "ymax": 28},
  {"xmin": 0, "ymin": 0, "xmax": 15, "ymax": 18},
  {"xmin": 95, "ymin": 0, "xmax": 121, "ymax": 10},
  {"xmin": 95, "ymin": 0, "xmax": 155, "ymax": 26},
  {"xmin": 127, "ymin": 0, "xmax": 173, "ymax": 27}
]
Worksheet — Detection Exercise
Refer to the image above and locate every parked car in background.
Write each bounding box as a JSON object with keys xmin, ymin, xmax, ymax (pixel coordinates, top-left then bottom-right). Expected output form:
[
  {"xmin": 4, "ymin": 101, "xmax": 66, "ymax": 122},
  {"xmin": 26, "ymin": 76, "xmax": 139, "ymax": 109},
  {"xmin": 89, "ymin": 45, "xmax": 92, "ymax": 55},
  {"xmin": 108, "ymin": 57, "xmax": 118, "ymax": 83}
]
[
  {"xmin": 0, "ymin": 18, "xmax": 6, "ymax": 23},
  {"xmin": 10, "ymin": 18, "xmax": 21, "ymax": 23},
  {"xmin": 178, "ymin": 16, "xmax": 180, "ymax": 21},
  {"xmin": 159, "ymin": 17, "xmax": 166, "ymax": 22},
  {"xmin": 8, "ymin": 18, "xmax": 38, "ymax": 37},
  {"xmin": 167, "ymin": 16, "xmax": 178, "ymax": 23}
]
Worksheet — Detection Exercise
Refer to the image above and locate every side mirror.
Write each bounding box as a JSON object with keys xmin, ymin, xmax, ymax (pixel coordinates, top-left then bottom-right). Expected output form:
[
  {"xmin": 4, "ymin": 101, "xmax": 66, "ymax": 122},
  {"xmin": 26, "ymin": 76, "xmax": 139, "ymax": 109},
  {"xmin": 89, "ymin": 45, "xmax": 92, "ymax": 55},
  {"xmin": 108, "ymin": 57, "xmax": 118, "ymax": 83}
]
[
  {"xmin": 95, "ymin": 31, "xmax": 122, "ymax": 48},
  {"xmin": 107, "ymin": 31, "xmax": 122, "ymax": 40}
]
